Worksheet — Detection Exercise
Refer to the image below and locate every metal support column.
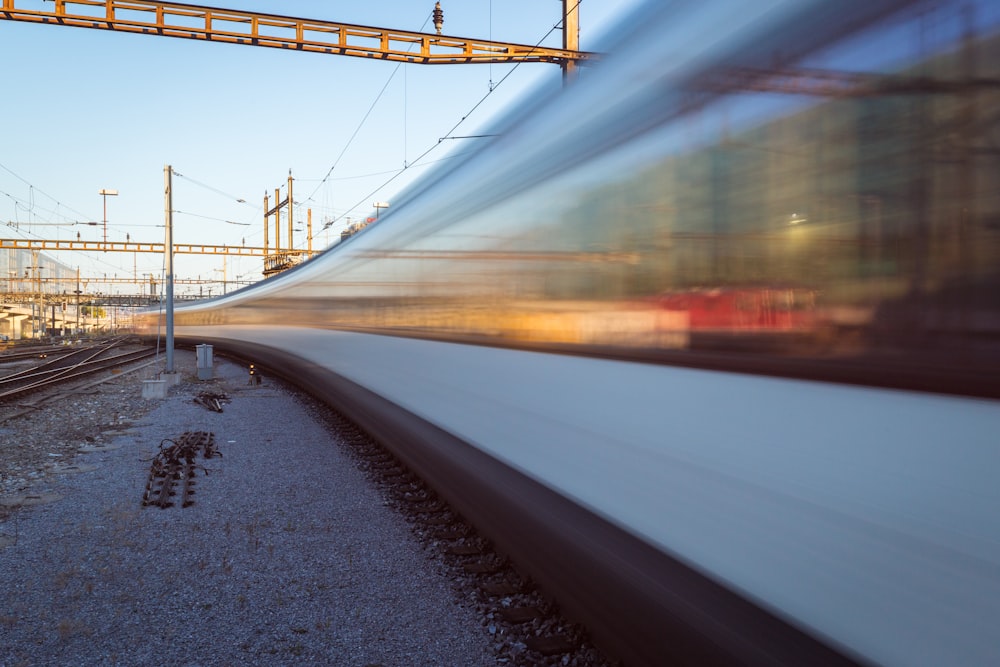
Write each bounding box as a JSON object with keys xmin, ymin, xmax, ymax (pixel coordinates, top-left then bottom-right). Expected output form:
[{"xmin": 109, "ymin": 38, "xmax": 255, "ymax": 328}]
[
  {"xmin": 562, "ymin": 0, "xmax": 579, "ymax": 82},
  {"xmin": 274, "ymin": 187, "xmax": 281, "ymax": 252},
  {"xmin": 263, "ymin": 191, "xmax": 270, "ymax": 256},
  {"xmin": 287, "ymin": 171, "xmax": 294, "ymax": 251},
  {"xmin": 164, "ymin": 165, "xmax": 175, "ymax": 373}
]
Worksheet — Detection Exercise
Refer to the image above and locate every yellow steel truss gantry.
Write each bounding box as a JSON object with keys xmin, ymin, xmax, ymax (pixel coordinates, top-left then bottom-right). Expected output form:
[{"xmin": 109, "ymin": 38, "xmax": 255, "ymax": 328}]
[
  {"xmin": 0, "ymin": 237, "xmax": 310, "ymax": 257},
  {"xmin": 0, "ymin": 0, "xmax": 596, "ymax": 66},
  {"xmin": 1, "ymin": 276, "xmax": 253, "ymax": 286}
]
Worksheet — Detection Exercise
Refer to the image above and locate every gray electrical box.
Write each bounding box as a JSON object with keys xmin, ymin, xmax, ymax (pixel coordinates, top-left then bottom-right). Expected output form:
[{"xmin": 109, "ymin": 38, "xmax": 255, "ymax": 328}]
[{"xmin": 196, "ymin": 344, "xmax": 214, "ymax": 380}]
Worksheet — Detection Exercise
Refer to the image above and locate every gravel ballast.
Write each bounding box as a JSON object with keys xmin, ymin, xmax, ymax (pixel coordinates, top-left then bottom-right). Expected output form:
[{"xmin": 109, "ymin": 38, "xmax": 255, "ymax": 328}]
[{"xmin": 0, "ymin": 349, "xmax": 497, "ymax": 666}]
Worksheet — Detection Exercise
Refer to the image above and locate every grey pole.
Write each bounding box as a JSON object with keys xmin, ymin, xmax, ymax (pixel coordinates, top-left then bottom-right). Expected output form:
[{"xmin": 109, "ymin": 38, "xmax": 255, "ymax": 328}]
[
  {"xmin": 164, "ymin": 165, "xmax": 175, "ymax": 373},
  {"xmin": 562, "ymin": 0, "xmax": 579, "ymax": 82},
  {"xmin": 75, "ymin": 266, "xmax": 80, "ymax": 334}
]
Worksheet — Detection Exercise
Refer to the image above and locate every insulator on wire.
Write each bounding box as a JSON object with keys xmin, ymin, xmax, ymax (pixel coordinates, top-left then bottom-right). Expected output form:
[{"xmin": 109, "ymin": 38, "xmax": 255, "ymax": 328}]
[{"xmin": 433, "ymin": 2, "xmax": 444, "ymax": 35}]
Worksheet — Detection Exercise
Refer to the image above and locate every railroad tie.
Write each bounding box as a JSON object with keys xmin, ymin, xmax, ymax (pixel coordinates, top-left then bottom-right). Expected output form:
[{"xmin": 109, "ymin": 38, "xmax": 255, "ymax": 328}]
[{"xmin": 141, "ymin": 431, "xmax": 220, "ymax": 509}]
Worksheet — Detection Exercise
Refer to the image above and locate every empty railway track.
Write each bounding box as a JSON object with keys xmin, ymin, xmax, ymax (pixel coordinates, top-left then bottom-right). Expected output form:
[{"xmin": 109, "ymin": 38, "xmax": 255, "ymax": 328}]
[{"xmin": 0, "ymin": 338, "xmax": 157, "ymax": 402}]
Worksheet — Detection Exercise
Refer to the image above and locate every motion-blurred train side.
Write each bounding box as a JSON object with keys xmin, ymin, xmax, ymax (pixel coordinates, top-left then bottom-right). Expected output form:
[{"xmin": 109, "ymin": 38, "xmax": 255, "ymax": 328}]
[
  {"xmin": 137, "ymin": 1, "xmax": 1000, "ymax": 665},
  {"xmin": 146, "ymin": 0, "xmax": 999, "ymax": 398}
]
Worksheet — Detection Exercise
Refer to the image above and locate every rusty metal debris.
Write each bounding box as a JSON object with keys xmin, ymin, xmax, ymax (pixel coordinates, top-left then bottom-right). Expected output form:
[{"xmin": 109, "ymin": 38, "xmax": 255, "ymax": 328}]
[
  {"xmin": 141, "ymin": 431, "xmax": 220, "ymax": 509},
  {"xmin": 194, "ymin": 391, "xmax": 229, "ymax": 413}
]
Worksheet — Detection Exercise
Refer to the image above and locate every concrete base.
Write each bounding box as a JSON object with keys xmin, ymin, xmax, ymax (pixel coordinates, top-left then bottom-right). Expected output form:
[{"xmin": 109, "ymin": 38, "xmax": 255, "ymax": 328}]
[
  {"xmin": 197, "ymin": 367, "xmax": 214, "ymax": 381},
  {"xmin": 161, "ymin": 372, "xmax": 182, "ymax": 387},
  {"xmin": 141, "ymin": 380, "xmax": 167, "ymax": 399}
]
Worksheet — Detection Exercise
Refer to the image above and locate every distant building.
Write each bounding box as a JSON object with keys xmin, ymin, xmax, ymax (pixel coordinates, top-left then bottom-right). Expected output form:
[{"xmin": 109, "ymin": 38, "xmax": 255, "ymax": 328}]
[{"xmin": 1, "ymin": 248, "xmax": 76, "ymax": 298}]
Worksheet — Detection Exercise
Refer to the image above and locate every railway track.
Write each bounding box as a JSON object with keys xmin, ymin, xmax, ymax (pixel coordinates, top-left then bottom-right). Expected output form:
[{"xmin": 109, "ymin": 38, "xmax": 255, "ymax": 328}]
[
  {"xmin": 319, "ymin": 406, "xmax": 601, "ymax": 663},
  {"xmin": 0, "ymin": 344, "xmax": 77, "ymax": 363},
  {"xmin": 0, "ymin": 339, "xmax": 157, "ymax": 402},
  {"xmin": 0, "ymin": 351, "xmax": 573, "ymax": 666},
  {"xmin": 142, "ymin": 431, "xmax": 220, "ymax": 509}
]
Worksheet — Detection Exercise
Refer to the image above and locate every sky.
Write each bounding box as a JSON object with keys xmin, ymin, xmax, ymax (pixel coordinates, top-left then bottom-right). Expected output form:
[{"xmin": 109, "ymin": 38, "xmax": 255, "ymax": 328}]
[{"xmin": 0, "ymin": 0, "xmax": 645, "ymax": 296}]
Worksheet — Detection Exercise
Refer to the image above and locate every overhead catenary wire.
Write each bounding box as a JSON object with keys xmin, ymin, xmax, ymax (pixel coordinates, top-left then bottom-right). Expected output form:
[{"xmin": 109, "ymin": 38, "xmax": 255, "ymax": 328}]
[
  {"xmin": 260, "ymin": 4, "xmax": 583, "ymax": 247},
  {"xmin": 165, "ymin": 167, "xmax": 263, "ymax": 286},
  {"xmin": 4, "ymin": 5, "xmax": 585, "ymax": 270},
  {"xmin": 171, "ymin": 170, "xmax": 251, "ymax": 207},
  {"xmin": 304, "ymin": 61, "xmax": 412, "ymax": 207},
  {"xmin": 173, "ymin": 210, "xmax": 251, "ymax": 226},
  {"xmin": 0, "ymin": 161, "xmax": 94, "ymax": 223},
  {"xmin": 299, "ymin": 152, "xmax": 478, "ymax": 185},
  {"xmin": 0, "ymin": 161, "xmax": 163, "ymax": 287},
  {"xmin": 0, "ymin": 186, "xmax": 91, "ymax": 228},
  {"xmin": 324, "ymin": 3, "xmax": 577, "ymax": 230},
  {"xmin": 304, "ymin": 10, "xmax": 435, "ymax": 207},
  {"xmin": 311, "ymin": 150, "xmax": 476, "ymax": 236}
]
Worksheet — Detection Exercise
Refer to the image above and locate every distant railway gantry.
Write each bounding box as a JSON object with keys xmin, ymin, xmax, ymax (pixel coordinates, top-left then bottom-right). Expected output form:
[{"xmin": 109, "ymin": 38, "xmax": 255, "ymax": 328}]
[{"xmin": 0, "ymin": 237, "xmax": 297, "ymax": 257}]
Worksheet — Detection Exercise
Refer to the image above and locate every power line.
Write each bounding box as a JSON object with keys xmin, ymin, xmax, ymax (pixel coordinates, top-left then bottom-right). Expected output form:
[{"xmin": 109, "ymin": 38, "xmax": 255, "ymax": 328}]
[
  {"xmin": 305, "ymin": 10, "xmax": 435, "ymax": 206},
  {"xmin": 0, "ymin": 161, "xmax": 94, "ymax": 222},
  {"xmin": 174, "ymin": 210, "xmax": 250, "ymax": 226},
  {"xmin": 0, "ymin": 187, "xmax": 90, "ymax": 227},
  {"xmin": 171, "ymin": 170, "xmax": 250, "ymax": 206},
  {"xmin": 326, "ymin": 5, "xmax": 574, "ymax": 228}
]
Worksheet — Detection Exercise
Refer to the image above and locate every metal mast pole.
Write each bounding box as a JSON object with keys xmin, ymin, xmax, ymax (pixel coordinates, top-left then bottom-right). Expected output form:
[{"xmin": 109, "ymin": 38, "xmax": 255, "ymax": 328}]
[
  {"xmin": 287, "ymin": 171, "xmax": 294, "ymax": 251},
  {"xmin": 99, "ymin": 188, "xmax": 118, "ymax": 250},
  {"xmin": 263, "ymin": 191, "xmax": 270, "ymax": 256},
  {"xmin": 274, "ymin": 187, "xmax": 281, "ymax": 253},
  {"xmin": 562, "ymin": 0, "xmax": 579, "ymax": 82},
  {"xmin": 31, "ymin": 251, "xmax": 39, "ymax": 338},
  {"xmin": 164, "ymin": 165, "xmax": 175, "ymax": 373}
]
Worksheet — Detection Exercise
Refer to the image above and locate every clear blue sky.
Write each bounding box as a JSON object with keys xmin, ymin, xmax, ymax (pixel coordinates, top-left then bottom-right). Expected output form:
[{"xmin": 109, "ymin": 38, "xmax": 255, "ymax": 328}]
[{"xmin": 0, "ymin": 0, "xmax": 644, "ymax": 293}]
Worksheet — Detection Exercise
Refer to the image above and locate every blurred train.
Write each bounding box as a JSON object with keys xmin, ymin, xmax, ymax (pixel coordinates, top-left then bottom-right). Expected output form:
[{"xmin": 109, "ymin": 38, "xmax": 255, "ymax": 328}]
[{"xmin": 137, "ymin": 1, "xmax": 1000, "ymax": 665}]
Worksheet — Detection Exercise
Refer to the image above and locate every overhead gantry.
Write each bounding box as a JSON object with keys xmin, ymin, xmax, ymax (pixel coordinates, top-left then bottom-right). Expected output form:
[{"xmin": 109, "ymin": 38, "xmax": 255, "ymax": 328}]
[
  {"xmin": 0, "ymin": 237, "xmax": 277, "ymax": 257},
  {"xmin": 0, "ymin": 0, "xmax": 596, "ymax": 75},
  {"xmin": 0, "ymin": 0, "xmax": 596, "ymax": 282}
]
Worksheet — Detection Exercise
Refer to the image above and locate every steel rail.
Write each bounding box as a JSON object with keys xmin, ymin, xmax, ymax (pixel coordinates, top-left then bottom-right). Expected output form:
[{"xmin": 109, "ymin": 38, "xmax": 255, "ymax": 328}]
[
  {"xmin": 0, "ymin": 347, "xmax": 156, "ymax": 401},
  {"xmin": 0, "ymin": 341, "xmax": 118, "ymax": 385},
  {"xmin": 0, "ymin": 346, "xmax": 78, "ymax": 363}
]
